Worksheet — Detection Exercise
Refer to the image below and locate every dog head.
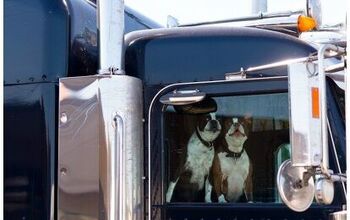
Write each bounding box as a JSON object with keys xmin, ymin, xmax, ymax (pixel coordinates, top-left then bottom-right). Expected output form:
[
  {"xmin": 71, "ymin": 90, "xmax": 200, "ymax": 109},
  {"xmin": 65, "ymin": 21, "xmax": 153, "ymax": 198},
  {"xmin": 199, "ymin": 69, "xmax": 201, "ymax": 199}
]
[
  {"xmin": 196, "ymin": 112, "xmax": 222, "ymax": 143},
  {"xmin": 224, "ymin": 117, "xmax": 251, "ymax": 152}
]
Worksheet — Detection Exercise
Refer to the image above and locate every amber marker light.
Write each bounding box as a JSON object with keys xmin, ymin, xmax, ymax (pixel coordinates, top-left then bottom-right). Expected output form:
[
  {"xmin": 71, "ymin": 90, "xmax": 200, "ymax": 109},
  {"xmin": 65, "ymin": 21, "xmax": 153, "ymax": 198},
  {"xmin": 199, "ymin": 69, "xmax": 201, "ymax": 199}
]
[
  {"xmin": 298, "ymin": 15, "xmax": 317, "ymax": 32},
  {"xmin": 311, "ymin": 87, "xmax": 320, "ymax": 118}
]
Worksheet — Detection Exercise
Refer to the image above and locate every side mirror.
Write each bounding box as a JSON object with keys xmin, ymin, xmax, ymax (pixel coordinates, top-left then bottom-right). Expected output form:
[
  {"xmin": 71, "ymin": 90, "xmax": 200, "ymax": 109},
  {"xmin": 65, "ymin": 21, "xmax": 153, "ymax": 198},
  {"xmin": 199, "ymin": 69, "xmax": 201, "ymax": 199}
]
[
  {"xmin": 276, "ymin": 61, "xmax": 324, "ymax": 212},
  {"xmin": 277, "ymin": 45, "xmax": 343, "ymax": 212}
]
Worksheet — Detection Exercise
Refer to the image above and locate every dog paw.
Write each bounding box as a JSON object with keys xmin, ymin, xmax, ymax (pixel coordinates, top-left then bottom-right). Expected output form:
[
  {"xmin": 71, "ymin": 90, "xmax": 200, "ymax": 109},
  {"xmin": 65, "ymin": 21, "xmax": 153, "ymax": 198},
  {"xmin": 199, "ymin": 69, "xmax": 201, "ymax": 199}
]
[
  {"xmin": 165, "ymin": 195, "xmax": 171, "ymax": 203},
  {"xmin": 218, "ymin": 195, "xmax": 227, "ymax": 203},
  {"xmin": 165, "ymin": 190, "xmax": 172, "ymax": 203},
  {"xmin": 205, "ymin": 198, "xmax": 212, "ymax": 203},
  {"xmin": 205, "ymin": 195, "xmax": 212, "ymax": 203}
]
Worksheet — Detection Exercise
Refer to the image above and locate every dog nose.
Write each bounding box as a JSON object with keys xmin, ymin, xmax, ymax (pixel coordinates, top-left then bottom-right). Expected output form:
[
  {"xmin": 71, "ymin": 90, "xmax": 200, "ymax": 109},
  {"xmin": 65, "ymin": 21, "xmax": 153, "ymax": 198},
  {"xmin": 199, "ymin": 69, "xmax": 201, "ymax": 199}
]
[
  {"xmin": 210, "ymin": 120, "xmax": 219, "ymax": 130},
  {"xmin": 233, "ymin": 122, "xmax": 240, "ymax": 129}
]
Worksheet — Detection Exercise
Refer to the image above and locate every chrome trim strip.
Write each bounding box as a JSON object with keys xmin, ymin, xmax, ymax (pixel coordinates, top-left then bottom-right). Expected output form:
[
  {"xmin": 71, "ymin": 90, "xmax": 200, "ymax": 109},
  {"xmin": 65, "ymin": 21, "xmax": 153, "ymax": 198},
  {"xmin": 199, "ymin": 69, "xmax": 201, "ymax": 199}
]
[
  {"xmin": 225, "ymin": 56, "xmax": 314, "ymax": 79},
  {"xmin": 226, "ymin": 50, "xmax": 345, "ymax": 79},
  {"xmin": 115, "ymin": 114, "xmax": 125, "ymax": 220},
  {"xmin": 178, "ymin": 10, "xmax": 303, "ymax": 27},
  {"xmin": 318, "ymin": 44, "xmax": 339, "ymax": 174}
]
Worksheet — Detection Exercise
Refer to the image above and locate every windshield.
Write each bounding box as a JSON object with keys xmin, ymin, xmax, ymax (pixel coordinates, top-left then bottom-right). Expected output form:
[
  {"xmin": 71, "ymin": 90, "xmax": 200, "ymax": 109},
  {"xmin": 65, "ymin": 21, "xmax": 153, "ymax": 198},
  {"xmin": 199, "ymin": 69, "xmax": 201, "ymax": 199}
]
[{"xmin": 126, "ymin": 0, "xmax": 346, "ymax": 28}]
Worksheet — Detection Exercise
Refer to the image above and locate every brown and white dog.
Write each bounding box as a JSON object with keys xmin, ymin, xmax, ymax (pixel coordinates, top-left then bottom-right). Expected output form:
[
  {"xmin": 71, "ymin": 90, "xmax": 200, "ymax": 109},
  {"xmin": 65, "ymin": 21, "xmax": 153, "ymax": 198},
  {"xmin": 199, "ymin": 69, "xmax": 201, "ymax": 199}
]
[
  {"xmin": 166, "ymin": 112, "xmax": 221, "ymax": 202},
  {"xmin": 209, "ymin": 117, "xmax": 253, "ymax": 203}
]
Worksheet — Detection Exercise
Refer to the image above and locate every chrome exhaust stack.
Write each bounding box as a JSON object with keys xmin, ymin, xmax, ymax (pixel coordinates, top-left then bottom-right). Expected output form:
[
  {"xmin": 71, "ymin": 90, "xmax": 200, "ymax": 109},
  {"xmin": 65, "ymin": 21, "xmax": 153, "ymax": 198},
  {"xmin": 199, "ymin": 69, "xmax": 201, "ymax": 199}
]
[
  {"xmin": 251, "ymin": 0, "xmax": 267, "ymax": 14},
  {"xmin": 97, "ymin": 0, "xmax": 125, "ymax": 74}
]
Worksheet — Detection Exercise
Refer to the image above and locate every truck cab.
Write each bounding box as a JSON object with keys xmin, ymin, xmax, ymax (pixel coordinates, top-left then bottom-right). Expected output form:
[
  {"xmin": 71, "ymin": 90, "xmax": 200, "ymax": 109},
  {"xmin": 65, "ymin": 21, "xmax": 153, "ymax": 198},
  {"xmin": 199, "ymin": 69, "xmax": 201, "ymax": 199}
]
[
  {"xmin": 124, "ymin": 26, "xmax": 346, "ymax": 220},
  {"xmin": 4, "ymin": 0, "xmax": 347, "ymax": 220}
]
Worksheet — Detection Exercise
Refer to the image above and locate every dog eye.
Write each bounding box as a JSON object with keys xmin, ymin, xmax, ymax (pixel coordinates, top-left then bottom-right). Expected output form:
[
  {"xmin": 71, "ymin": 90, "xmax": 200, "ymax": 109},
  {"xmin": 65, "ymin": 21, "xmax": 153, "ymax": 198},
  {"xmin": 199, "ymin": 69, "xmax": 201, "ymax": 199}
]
[{"xmin": 206, "ymin": 116, "xmax": 211, "ymax": 121}]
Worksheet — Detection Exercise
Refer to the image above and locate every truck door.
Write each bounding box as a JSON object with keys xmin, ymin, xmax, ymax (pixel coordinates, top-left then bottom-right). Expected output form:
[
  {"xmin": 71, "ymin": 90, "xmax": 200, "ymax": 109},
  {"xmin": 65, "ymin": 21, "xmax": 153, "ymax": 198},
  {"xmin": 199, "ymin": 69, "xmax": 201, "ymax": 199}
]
[{"xmin": 147, "ymin": 77, "xmax": 345, "ymax": 220}]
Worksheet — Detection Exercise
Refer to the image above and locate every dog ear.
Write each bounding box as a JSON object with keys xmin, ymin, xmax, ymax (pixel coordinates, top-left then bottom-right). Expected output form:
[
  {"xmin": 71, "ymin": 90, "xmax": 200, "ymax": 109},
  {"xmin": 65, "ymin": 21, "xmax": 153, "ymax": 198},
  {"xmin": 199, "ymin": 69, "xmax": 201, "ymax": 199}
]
[
  {"xmin": 221, "ymin": 117, "xmax": 233, "ymax": 132},
  {"xmin": 240, "ymin": 114, "xmax": 253, "ymax": 135},
  {"xmin": 241, "ymin": 115, "xmax": 252, "ymax": 126}
]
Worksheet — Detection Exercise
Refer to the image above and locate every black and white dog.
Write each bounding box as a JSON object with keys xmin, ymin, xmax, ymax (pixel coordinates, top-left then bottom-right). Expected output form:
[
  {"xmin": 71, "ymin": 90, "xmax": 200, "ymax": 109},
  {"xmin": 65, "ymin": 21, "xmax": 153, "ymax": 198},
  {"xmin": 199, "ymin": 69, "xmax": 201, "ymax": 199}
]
[
  {"xmin": 210, "ymin": 117, "xmax": 253, "ymax": 203},
  {"xmin": 166, "ymin": 112, "xmax": 221, "ymax": 202}
]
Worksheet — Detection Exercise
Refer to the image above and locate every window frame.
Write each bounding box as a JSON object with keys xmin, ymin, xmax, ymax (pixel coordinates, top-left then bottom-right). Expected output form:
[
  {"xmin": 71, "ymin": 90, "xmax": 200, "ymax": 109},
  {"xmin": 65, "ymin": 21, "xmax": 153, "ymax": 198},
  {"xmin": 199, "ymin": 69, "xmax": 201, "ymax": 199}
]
[{"xmin": 146, "ymin": 76, "xmax": 344, "ymax": 219}]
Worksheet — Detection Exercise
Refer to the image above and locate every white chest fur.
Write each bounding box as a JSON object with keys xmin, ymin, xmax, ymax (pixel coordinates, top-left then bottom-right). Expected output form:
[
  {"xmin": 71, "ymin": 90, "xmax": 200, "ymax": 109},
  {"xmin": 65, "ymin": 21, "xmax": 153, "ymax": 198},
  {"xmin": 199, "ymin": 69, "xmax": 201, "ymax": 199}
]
[
  {"xmin": 185, "ymin": 133, "xmax": 215, "ymax": 190},
  {"xmin": 217, "ymin": 151, "xmax": 250, "ymax": 201}
]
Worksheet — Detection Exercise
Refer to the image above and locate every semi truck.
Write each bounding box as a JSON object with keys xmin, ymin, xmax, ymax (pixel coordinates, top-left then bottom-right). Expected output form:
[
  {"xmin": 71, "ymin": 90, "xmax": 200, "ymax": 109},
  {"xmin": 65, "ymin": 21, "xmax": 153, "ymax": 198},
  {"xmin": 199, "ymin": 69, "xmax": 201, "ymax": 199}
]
[{"xmin": 4, "ymin": 0, "xmax": 347, "ymax": 219}]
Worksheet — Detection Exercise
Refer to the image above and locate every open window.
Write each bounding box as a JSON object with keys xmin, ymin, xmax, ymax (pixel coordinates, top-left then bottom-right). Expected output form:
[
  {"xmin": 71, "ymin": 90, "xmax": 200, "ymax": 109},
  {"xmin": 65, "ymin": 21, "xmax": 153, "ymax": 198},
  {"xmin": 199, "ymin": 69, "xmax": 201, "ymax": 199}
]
[
  {"xmin": 147, "ymin": 77, "xmax": 342, "ymax": 220},
  {"xmin": 163, "ymin": 92, "xmax": 290, "ymax": 202}
]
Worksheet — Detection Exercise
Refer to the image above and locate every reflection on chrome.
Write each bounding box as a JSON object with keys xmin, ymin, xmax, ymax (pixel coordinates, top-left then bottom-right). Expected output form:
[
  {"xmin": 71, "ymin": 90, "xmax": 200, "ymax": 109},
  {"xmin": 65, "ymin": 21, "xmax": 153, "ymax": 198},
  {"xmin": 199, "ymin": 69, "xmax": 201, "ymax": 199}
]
[{"xmin": 58, "ymin": 75, "xmax": 143, "ymax": 220}]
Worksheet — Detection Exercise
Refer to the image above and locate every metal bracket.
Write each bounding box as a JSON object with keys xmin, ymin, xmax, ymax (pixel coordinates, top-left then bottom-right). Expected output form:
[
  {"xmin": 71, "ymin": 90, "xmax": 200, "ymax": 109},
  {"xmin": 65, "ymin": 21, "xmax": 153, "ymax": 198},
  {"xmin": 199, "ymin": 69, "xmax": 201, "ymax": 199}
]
[
  {"xmin": 224, "ymin": 47, "xmax": 345, "ymax": 80},
  {"xmin": 98, "ymin": 67, "xmax": 125, "ymax": 75}
]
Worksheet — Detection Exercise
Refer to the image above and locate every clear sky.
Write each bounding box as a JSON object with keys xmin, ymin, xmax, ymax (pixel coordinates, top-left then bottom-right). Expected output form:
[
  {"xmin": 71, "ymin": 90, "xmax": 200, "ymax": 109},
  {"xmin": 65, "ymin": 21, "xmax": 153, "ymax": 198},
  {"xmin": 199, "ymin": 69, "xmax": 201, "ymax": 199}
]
[{"xmin": 125, "ymin": 0, "xmax": 347, "ymax": 27}]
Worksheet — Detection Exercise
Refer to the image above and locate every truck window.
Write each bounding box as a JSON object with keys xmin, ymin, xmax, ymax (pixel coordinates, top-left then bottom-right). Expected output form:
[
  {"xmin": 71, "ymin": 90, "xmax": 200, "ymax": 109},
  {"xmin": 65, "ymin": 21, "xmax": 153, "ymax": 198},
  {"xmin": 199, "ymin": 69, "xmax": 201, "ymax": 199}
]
[
  {"xmin": 329, "ymin": 79, "xmax": 345, "ymax": 121},
  {"xmin": 164, "ymin": 93, "xmax": 291, "ymax": 203}
]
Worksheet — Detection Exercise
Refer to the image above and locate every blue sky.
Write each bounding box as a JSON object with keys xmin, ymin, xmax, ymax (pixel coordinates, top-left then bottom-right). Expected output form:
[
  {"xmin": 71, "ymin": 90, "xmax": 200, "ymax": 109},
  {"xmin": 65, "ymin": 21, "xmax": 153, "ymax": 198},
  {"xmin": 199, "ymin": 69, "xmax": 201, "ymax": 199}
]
[{"xmin": 125, "ymin": 0, "xmax": 347, "ymax": 27}]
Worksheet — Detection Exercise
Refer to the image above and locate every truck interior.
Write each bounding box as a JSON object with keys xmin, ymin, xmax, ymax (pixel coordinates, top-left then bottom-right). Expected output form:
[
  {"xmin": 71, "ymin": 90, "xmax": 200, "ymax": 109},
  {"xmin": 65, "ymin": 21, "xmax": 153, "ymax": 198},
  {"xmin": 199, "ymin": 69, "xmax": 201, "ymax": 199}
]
[{"xmin": 164, "ymin": 93, "xmax": 290, "ymax": 203}]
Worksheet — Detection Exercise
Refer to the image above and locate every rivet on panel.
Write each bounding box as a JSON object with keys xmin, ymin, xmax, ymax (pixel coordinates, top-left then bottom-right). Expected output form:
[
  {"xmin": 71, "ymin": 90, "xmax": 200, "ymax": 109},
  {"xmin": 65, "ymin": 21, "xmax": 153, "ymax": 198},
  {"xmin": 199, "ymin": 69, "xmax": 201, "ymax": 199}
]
[
  {"xmin": 60, "ymin": 112, "xmax": 68, "ymax": 124},
  {"xmin": 60, "ymin": 167, "xmax": 68, "ymax": 176}
]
